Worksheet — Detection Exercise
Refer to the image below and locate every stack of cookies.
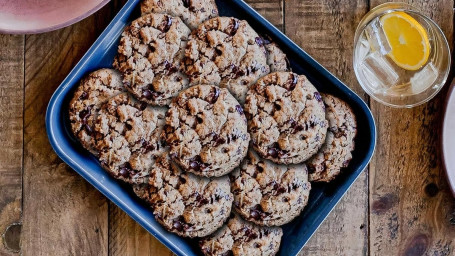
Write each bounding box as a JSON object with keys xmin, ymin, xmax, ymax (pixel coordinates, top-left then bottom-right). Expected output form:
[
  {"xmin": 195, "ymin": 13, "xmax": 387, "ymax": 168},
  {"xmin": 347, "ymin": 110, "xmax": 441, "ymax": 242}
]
[{"xmin": 69, "ymin": 0, "xmax": 357, "ymax": 255}]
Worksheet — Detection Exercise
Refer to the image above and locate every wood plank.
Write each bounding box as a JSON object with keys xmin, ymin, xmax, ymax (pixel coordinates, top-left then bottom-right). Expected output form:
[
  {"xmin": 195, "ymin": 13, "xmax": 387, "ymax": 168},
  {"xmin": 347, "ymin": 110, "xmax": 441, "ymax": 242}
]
[
  {"xmin": 20, "ymin": 2, "xmax": 125, "ymax": 255},
  {"xmin": 284, "ymin": 1, "xmax": 370, "ymax": 255},
  {"xmin": 109, "ymin": 204, "xmax": 172, "ymax": 256},
  {"xmin": 0, "ymin": 34, "xmax": 24, "ymax": 255},
  {"xmin": 369, "ymin": 1, "xmax": 455, "ymax": 255}
]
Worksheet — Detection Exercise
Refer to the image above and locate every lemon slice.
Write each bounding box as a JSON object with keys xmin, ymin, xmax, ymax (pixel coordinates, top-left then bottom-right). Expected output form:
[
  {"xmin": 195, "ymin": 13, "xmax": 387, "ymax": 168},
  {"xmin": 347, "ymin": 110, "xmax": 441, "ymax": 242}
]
[{"xmin": 380, "ymin": 11, "xmax": 430, "ymax": 70}]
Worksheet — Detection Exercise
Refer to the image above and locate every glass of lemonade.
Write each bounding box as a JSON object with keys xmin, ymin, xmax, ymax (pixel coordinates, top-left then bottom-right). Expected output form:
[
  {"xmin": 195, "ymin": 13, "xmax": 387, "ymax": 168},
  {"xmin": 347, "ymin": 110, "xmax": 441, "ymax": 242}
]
[{"xmin": 353, "ymin": 3, "xmax": 451, "ymax": 108}]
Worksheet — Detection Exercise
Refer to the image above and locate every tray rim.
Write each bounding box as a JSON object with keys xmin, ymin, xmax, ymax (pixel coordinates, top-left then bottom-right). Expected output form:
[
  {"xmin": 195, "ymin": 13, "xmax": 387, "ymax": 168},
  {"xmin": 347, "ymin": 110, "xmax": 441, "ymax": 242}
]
[{"xmin": 45, "ymin": 0, "xmax": 377, "ymax": 255}]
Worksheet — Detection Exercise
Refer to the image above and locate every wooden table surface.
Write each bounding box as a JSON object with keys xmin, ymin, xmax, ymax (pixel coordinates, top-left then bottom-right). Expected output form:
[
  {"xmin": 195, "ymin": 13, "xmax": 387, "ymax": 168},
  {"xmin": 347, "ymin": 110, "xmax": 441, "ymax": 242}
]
[{"xmin": 1, "ymin": 0, "xmax": 454, "ymax": 255}]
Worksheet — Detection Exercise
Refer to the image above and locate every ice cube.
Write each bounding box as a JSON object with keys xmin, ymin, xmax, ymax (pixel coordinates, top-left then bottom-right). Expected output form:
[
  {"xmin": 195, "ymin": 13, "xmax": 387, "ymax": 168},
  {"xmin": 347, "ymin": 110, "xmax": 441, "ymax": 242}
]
[
  {"xmin": 357, "ymin": 37, "xmax": 370, "ymax": 61},
  {"xmin": 365, "ymin": 17, "xmax": 392, "ymax": 55},
  {"xmin": 410, "ymin": 62, "xmax": 438, "ymax": 94},
  {"xmin": 357, "ymin": 51, "xmax": 400, "ymax": 92}
]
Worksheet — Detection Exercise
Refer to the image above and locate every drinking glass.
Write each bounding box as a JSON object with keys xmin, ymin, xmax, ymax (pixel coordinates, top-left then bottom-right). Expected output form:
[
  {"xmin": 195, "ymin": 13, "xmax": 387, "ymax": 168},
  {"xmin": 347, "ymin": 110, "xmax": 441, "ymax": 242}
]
[{"xmin": 353, "ymin": 3, "xmax": 451, "ymax": 108}]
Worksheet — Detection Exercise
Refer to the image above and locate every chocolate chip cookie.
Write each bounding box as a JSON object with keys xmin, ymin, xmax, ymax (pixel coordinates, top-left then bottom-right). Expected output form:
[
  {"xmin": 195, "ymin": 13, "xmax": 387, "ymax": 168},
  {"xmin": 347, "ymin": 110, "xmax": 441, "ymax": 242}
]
[
  {"xmin": 244, "ymin": 72, "xmax": 328, "ymax": 164},
  {"xmin": 94, "ymin": 93, "xmax": 167, "ymax": 184},
  {"xmin": 199, "ymin": 214, "xmax": 283, "ymax": 256},
  {"xmin": 231, "ymin": 151, "xmax": 311, "ymax": 226},
  {"xmin": 141, "ymin": 0, "xmax": 219, "ymax": 30},
  {"xmin": 165, "ymin": 84, "xmax": 250, "ymax": 177},
  {"xmin": 69, "ymin": 68, "xmax": 125, "ymax": 154},
  {"xmin": 256, "ymin": 36, "xmax": 290, "ymax": 72},
  {"xmin": 183, "ymin": 17, "xmax": 270, "ymax": 103},
  {"xmin": 113, "ymin": 13, "xmax": 191, "ymax": 106},
  {"xmin": 136, "ymin": 156, "xmax": 233, "ymax": 238},
  {"xmin": 307, "ymin": 94, "xmax": 357, "ymax": 182}
]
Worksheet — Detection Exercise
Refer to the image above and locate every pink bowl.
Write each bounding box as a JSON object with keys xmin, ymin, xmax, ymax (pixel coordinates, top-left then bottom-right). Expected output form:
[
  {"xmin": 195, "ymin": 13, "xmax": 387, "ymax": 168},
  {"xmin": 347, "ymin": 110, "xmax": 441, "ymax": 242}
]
[{"xmin": 0, "ymin": 0, "xmax": 111, "ymax": 34}]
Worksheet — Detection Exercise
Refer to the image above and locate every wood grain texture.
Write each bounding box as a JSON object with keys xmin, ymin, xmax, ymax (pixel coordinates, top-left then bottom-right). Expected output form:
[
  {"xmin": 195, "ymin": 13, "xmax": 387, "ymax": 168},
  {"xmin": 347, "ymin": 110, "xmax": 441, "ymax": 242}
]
[
  {"xmin": 20, "ymin": 3, "xmax": 125, "ymax": 255},
  {"xmin": 284, "ymin": 1, "xmax": 370, "ymax": 255},
  {"xmin": 369, "ymin": 1, "xmax": 455, "ymax": 256},
  {"xmin": 0, "ymin": 34, "xmax": 24, "ymax": 255},
  {"xmin": 109, "ymin": 204, "xmax": 172, "ymax": 256}
]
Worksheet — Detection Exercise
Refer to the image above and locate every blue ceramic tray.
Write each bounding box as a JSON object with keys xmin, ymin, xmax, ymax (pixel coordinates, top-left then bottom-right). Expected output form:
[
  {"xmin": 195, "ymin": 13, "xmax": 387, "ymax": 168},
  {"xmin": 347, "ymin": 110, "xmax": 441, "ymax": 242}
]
[{"xmin": 46, "ymin": 0, "xmax": 376, "ymax": 255}]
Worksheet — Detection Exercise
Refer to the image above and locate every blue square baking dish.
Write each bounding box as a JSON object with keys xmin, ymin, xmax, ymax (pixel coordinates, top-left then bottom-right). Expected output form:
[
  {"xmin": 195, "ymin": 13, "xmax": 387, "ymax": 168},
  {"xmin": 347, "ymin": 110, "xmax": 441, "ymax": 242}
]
[{"xmin": 46, "ymin": 0, "xmax": 377, "ymax": 255}]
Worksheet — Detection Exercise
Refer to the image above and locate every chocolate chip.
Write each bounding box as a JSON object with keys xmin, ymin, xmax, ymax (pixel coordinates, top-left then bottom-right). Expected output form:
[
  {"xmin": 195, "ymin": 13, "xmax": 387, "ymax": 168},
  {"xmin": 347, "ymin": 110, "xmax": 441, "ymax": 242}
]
[
  {"xmin": 307, "ymin": 165, "xmax": 316, "ymax": 174},
  {"xmin": 139, "ymin": 102, "xmax": 148, "ymax": 110},
  {"xmin": 215, "ymin": 48, "xmax": 222, "ymax": 57},
  {"xmin": 283, "ymin": 197, "xmax": 290, "ymax": 202},
  {"xmin": 250, "ymin": 210, "xmax": 260, "ymax": 220},
  {"xmin": 244, "ymin": 227, "xmax": 258, "ymax": 241},
  {"xmin": 189, "ymin": 161, "xmax": 200, "ymax": 171},
  {"xmin": 125, "ymin": 123, "xmax": 133, "ymax": 130},
  {"xmin": 173, "ymin": 220, "xmax": 183, "ymax": 231},
  {"xmin": 227, "ymin": 19, "xmax": 239, "ymax": 36},
  {"xmin": 212, "ymin": 134, "xmax": 226, "ymax": 147},
  {"xmin": 196, "ymin": 194, "xmax": 209, "ymax": 206},
  {"xmin": 254, "ymin": 243, "xmax": 261, "ymax": 248},
  {"xmin": 119, "ymin": 168, "xmax": 129, "ymax": 178},
  {"xmin": 314, "ymin": 92, "xmax": 322, "ymax": 102},
  {"xmin": 163, "ymin": 60, "xmax": 178, "ymax": 74},
  {"xmin": 182, "ymin": 0, "xmax": 190, "ymax": 8},
  {"xmin": 235, "ymin": 105, "xmax": 244, "ymax": 115},
  {"xmin": 241, "ymin": 80, "xmax": 248, "ymax": 85},
  {"xmin": 255, "ymin": 37, "xmax": 264, "ymax": 46},
  {"xmin": 179, "ymin": 176, "xmax": 186, "ymax": 184},
  {"xmin": 289, "ymin": 119, "xmax": 304, "ymax": 134},
  {"xmin": 256, "ymin": 165, "xmax": 264, "ymax": 173},
  {"xmin": 189, "ymin": 155, "xmax": 203, "ymax": 171},
  {"xmin": 232, "ymin": 66, "xmax": 245, "ymax": 79},
  {"xmin": 274, "ymin": 103, "xmax": 281, "ymax": 111},
  {"xmin": 286, "ymin": 74, "xmax": 298, "ymax": 91},
  {"xmin": 268, "ymin": 147, "xmax": 278, "ymax": 158},
  {"xmin": 277, "ymin": 186, "xmax": 286, "ymax": 195},
  {"xmin": 79, "ymin": 107, "xmax": 91, "ymax": 121},
  {"xmin": 220, "ymin": 251, "xmax": 233, "ymax": 256},
  {"xmin": 196, "ymin": 116, "xmax": 203, "ymax": 124},
  {"xmin": 149, "ymin": 45, "xmax": 156, "ymax": 52},
  {"xmin": 142, "ymin": 89, "xmax": 153, "ymax": 100},
  {"xmin": 119, "ymin": 163, "xmax": 133, "ymax": 178},
  {"xmin": 79, "ymin": 91, "xmax": 88, "ymax": 100},
  {"xmin": 175, "ymin": 76, "xmax": 182, "ymax": 82},
  {"xmin": 160, "ymin": 16, "xmax": 172, "ymax": 32},
  {"xmin": 207, "ymin": 87, "xmax": 220, "ymax": 104}
]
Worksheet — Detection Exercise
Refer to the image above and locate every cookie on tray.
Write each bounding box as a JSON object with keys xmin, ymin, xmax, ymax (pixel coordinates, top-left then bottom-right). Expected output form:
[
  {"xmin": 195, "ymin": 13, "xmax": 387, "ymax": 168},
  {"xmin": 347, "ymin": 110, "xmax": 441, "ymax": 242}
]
[
  {"xmin": 256, "ymin": 36, "xmax": 290, "ymax": 72},
  {"xmin": 183, "ymin": 17, "xmax": 270, "ymax": 103},
  {"xmin": 141, "ymin": 0, "xmax": 219, "ymax": 30},
  {"xmin": 165, "ymin": 84, "xmax": 249, "ymax": 177},
  {"xmin": 94, "ymin": 93, "xmax": 167, "ymax": 184},
  {"xmin": 199, "ymin": 213, "xmax": 283, "ymax": 256},
  {"xmin": 134, "ymin": 156, "xmax": 233, "ymax": 238},
  {"xmin": 69, "ymin": 68, "xmax": 125, "ymax": 154},
  {"xmin": 230, "ymin": 151, "xmax": 311, "ymax": 226},
  {"xmin": 113, "ymin": 13, "xmax": 191, "ymax": 106},
  {"xmin": 244, "ymin": 72, "xmax": 328, "ymax": 164},
  {"xmin": 307, "ymin": 94, "xmax": 357, "ymax": 182}
]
